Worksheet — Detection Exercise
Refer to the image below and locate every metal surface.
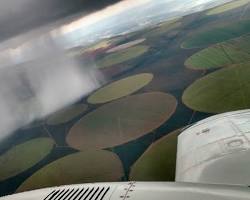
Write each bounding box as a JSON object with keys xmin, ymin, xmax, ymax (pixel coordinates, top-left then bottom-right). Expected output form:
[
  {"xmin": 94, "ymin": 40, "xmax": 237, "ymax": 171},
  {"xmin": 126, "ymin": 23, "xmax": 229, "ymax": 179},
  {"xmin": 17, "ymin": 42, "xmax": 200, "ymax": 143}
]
[
  {"xmin": 1, "ymin": 182, "xmax": 250, "ymax": 200},
  {"xmin": 176, "ymin": 109, "xmax": 250, "ymax": 185}
]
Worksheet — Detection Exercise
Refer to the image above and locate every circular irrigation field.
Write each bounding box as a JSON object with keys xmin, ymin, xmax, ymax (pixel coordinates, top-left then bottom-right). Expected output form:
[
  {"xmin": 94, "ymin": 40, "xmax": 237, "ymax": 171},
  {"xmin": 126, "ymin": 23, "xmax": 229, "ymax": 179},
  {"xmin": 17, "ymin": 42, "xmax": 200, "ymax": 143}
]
[
  {"xmin": 106, "ymin": 38, "xmax": 146, "ymax": 53},
  {"xmin": 182, "ymin": 62, "xmax": 250, "ymax": 113},
  {"xmin": 206, "ymin": 0, "xmax": 250, "ymax": 16},
  {"xmin": 97, "ymin": 45, "xmax": 149, "ymax": 68},
  {"xmin": 0, "ymin": 138, "xmax": 54, "ymax": 182},
  {"xmin": 185, "ymin": 34, "xmax": 250, "ymax": 69},
  {"xmin": 87, "ymin": 73, "xmax": 153, "ymax": 104},
  {"xmin": 181, "ymin": 20, "xmax": 250, "ymax": 49},
  {"xmin": 130, "ymin": 129, "xmax": 181, "ymax": 181},
  {"xmin": 67, "ymin": 92, "xmax": 177, "ymax": 150},
  {"xmin": 17, "ymin": 150, "xmax": 124, "ymax": 192}
]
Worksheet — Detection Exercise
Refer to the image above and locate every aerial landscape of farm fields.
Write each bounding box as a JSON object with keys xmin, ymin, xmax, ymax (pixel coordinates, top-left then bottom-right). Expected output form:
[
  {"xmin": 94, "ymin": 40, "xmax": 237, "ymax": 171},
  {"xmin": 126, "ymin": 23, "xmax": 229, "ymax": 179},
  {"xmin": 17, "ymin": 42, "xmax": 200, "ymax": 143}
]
[{"xmin": 1, "ymin": 0, "xmax": 250, "ymax": 196}]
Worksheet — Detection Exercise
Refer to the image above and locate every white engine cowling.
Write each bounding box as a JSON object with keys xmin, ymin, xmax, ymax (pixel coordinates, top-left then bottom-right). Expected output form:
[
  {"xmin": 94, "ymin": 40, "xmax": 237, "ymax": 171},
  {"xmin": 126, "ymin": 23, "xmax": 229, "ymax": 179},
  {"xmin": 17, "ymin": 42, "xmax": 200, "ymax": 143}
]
[
  {"xmin": 1, "ymin": 182, "xmax": 250, "ymax": 200},
  {"xmin": 176, "ymin": 109, "xmax": 250, "ymax": 185}
]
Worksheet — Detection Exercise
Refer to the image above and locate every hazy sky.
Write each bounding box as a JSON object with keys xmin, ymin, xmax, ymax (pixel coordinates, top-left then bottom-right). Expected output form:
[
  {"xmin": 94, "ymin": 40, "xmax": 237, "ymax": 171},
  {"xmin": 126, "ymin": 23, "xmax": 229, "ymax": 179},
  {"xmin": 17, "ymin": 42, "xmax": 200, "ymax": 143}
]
[
  {"xmin": 61, "ymin": 0, "xmax": 152, "ymax": 34},
  {"xmin": 0, "ymin": 0, "xmax": 232, "ymax": 41},
  {"xmin": 60, "ymin": 0, "xmax": 232, "ymax": 34}
]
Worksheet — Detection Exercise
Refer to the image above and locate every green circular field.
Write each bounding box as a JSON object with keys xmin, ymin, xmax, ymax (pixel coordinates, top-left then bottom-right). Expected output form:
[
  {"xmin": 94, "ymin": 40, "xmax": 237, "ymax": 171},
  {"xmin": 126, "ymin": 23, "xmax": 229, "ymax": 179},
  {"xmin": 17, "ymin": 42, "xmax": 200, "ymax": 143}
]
[
  {"xmin": 67, "ymin": 92, "xmax": 177, "ymax": 150},
  {"xmin": 185, "ymin": 34, "xmax": 250, "ymax": 69},
  {"xmin": 17, "ymin": 150, "xmax": 124, "ymax": 192},
  {"xmin": 106, "ymin": 38, "xmax": 146, "ymax": 53},
  {"xmin": 129, "ymin": 129, "xmax": 181, "ymax": 181},
  {"xmin": 97, "ymin": 45, "xmax": 149, "ymax": 68},
  {"xmin": 87, "ymin": 73, "xmax": 153, "ymax": 104},
  {"xmin": 47, "ymin": 104, "xmax": 88, "ymax": 125},
  {"xmin": 181, "ymin": 20, "xmax": 250, "ymax": 49},
  {"xmin": 0, "ymin": 138, "xmax": 54, "ymax": 181},
  {"xmin": 182, "ymin": 62, "xmax": 250, "ymax": 113},
  {"xmin": 206, "ymin": 0, "xmax": 250, "ymax": 16}
]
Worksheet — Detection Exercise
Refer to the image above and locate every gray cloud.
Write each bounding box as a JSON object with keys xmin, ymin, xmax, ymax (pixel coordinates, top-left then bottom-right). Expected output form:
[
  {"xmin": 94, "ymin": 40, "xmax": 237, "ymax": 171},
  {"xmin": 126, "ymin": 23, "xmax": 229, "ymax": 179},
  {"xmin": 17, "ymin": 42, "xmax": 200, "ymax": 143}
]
[
  {"xmin": 0, "ymin": 32, "xmax": 103, "ymax": 140},
  {"xmin": 0, "ymin": 0, "xmax": 123, "ymax": 41}
]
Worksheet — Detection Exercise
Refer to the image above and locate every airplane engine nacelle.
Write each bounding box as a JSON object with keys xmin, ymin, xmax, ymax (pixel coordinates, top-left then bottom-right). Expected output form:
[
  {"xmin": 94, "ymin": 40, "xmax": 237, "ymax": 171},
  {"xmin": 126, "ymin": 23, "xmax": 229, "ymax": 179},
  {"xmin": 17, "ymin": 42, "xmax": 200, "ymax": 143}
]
[
  {"xmin": 1, "ymin": 182, "xmax": 250, "ymax": 200},
  {"xmin": 176, "ymin": 109, "xmax": 250, "ymax": 185}
]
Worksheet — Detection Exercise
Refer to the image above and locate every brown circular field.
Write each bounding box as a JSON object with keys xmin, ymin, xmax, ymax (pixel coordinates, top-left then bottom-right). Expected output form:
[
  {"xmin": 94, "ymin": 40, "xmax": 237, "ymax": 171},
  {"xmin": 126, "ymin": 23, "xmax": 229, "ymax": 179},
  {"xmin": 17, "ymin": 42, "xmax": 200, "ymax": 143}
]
[
  {"xmin": 87, "ymin": 73, "xmax": 154, "ymax": 104},
  {"xmin": 67, "ymin": 92, "xmax": 177, "ymax": 150},
  {"xmin": 17, "ymin": 150, "xmax": 124, "ymax": 192},
  {"xmin": 47, "ymin": 104, "xmax": 88, "ymax": 125}
]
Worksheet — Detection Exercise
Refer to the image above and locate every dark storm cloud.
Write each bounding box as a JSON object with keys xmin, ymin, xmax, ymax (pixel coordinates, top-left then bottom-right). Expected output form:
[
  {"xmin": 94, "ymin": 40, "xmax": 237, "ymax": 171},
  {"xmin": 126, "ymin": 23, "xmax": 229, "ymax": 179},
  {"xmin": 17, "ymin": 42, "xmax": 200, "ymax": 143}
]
[{"xmin": 0, "ymin": 0, "xmax": 123, "ymax": 41}]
